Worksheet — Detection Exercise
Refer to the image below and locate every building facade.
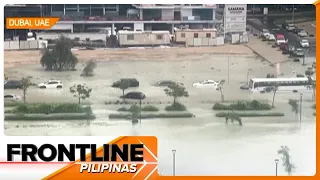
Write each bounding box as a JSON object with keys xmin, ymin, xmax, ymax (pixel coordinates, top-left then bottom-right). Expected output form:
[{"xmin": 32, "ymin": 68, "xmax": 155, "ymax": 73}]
[
  {"xmin": 175, "ymin": 29, "xmax": 217, "ymax": 43},
  {"xmin": 118, "ymin": 30, "xmax": 171, "ymax": 46}
]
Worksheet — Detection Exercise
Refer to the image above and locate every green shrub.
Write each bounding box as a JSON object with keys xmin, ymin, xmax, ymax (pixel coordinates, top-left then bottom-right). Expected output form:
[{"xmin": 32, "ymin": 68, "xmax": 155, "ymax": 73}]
[
  {"xmin": 109, "ymin": 112, "xmax": 194, "ymax": 119},
  {"xmin": 117, "ymin": 105, "xmax": 159, "ymax": 112},
  {"xmin": 296, "ymin": 74, "xmax": 305, "ymax": 77},
  {"xmin": 212, "ymin": 100, "xmax": 272, "ymax": 110},
  {"xmin": 215, "ymin": 112, "xmax": 284, "ymax": 117},
  {"xmin": 117, "ymin": 107, "xmax": 128, "ymax": 111},
  {"xmin": 165, "ymin": 102, "xmax": 186, "ymax": 111},
  {"xmin": 4, "ymin": 102, "xmax": 24, "ymax": 107},
  {"xmin": 313, "ymin": 112, "xmax": 316, "ymax": 116},
  {"xmin": 6, "ymin": 103, "xmax": 92, "ymax": 114},
  {"xmin": 5, "ymin": 113, "xmax": 96, "ymax": 121},
  {"xmin": 141, "ymin": 105, "xmax": 159, "ymax": 112},
  {"xmin": 312, "ymin": 104, "xmax": 316, "ymax": 109}
]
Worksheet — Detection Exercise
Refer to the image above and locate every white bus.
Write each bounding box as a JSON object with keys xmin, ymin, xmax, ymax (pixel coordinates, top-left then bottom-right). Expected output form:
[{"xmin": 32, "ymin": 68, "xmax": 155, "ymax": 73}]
[{"xmin": 249, "ymin": 77, "xmax": 314, "ymax": 93}]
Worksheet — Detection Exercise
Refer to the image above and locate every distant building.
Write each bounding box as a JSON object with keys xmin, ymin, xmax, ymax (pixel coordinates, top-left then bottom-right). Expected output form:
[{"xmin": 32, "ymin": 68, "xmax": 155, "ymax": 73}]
[
  {"xmin": 118, "ymin": 30, "xmax": 171, "ymax": 47},
  {"xmin": 175, "ymin": 29, "xmax": 217, "ymax": 43}
]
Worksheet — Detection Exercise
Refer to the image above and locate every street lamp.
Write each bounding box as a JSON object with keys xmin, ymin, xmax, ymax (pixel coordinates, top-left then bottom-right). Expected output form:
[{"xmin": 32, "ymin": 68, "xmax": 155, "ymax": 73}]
[
  {"xmin": 172, "ymin": 149, "xmax": 176, "ymax": 176},
  {"xmin": 292, "ymin": 4, "xmax": 295, "ymax": 24},
  {"xmin": 275, "ymin": 159, "xmax": 279, "ymax": 176},
  {"xmin": 246, "ymin": 69, "xmax": 252, "ymax": 85},
  {"xmin": 300, "ymin": 93, "xmax": 303, "ymax": 128}
]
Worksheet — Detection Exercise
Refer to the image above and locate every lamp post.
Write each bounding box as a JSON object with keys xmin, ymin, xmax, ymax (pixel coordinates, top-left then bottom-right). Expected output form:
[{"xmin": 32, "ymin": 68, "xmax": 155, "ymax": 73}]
[
  {"xmin": 300, "ymin": 93, "xmax": 303, "ymax": 128},
  {"xmin": 246, "ymin": 69, "xmax": 252, "ymax": 85},
  {"xmin": 139, "ymin": 98, "xmax": 142, "ymax": 125},
  {"xmin": 172, "ymin": 149, "xmax": 176, "ymax": 176},
  {"xmin": 275, "ymin": 159, "xmax": 279, "ymax": 176},
  {"xmin": 292, "ymin": 4, "xmax": 295, "ymax": 24}
]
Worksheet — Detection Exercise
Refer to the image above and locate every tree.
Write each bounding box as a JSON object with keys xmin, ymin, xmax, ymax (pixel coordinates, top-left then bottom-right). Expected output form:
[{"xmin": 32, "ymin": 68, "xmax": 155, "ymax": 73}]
[
  {"xmin": 288, "ymin": 99, "xmax": 299, "ymax": 120},
  {"xmin": 217, "ymin": 80, "xmax": 226, "ymax": 102},
  {"xmin": 271, "ymin": 84, "xmax": 278, "ymax": 107},
  {"xmin": 277, "ymin": 146, "xmax": 296, "ymax": 175},
  {"xmin": 21, "ymin": 77, "xmax": 32, "ymax": 104},
  {"xmin": 69, "ymin": 84, "xmax": 92, "ymax": 104},
  {"xmin": 40, "ymin": 35, "xmax": 78, "ymax": 71},
  {"xmin": 164, "ymin": 82, "xmax": 189, "ymax": 104},
  {"xmin": 81, "ymin": 60, "xmax": 97, "ymax": 76},
  {"xmin": 307, "ymin": 76, "xmax": 316, "ymax": 102},
  {"xmin": 119, "ymin": 79, "xmax": 130, "ymax": 102}
]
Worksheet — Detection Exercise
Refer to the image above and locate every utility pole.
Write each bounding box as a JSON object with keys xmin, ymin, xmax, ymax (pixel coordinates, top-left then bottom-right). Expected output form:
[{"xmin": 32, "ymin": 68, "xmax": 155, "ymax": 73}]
[
  {"xmin": 299, "ymin": 93, "xmax": 303, "ymax": 128},
  {"xmin": 292, "ymin": 4, "xmax": 295, "ymax": 24}
]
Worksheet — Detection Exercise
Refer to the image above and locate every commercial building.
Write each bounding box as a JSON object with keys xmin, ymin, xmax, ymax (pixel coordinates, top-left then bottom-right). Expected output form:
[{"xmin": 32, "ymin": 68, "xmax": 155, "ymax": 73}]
[{"xmin": 4, "ymin": 4, "xmax": 220, "ymax": 37}]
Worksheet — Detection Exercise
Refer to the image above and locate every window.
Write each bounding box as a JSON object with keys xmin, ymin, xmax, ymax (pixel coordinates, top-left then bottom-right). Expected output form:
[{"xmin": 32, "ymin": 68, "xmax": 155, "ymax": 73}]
[
  {"xmin": 48, "ymin": 81, "xmax": 58, "ymax": 84},
  {"xmin": 181, "ymin": 33, "xmax": 185, "ymax": 38},
  {"xmin": 156, "ymin": 34, "xmax": 163, "ymax": 40},
  {"xmin": 206, "ymin": 33, "xmax": 211, "ymax": 38},
  {"xmin": 127, "ymin": 34, "xmax": 134, "ymax": 40},
  {"xmin": 194, "ymin": 33, "xmax": 198, "ymax": 38}
]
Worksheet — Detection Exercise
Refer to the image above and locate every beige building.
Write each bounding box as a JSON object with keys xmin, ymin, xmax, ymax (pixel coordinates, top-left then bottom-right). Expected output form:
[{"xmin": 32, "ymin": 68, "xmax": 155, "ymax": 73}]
[
  {"xmin": 175, "ymin": 29, "xmax": 217, "ymax": 43},
  {"xmin": 118, "ymin": 31, "xmax": 171, "ymax": 46}
]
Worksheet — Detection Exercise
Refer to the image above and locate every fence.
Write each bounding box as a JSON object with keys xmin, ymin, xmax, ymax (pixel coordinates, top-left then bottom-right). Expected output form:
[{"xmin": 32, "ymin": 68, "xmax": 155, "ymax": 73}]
[
  {"xmin": 186, "ymin": 36, "xmax": 225, "ymax": 47},
  {"xmin": 4, "ymin": 40, "xmax": 48, "ymax": 51}
]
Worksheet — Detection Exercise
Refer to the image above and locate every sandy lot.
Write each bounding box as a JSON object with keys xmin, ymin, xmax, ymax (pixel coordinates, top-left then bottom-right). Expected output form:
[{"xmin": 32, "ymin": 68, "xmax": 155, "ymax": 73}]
[
  {"xmin": 295, "ymin": 21, "xmax": 316, "ymax": 36},
  {"xmin": 4, "ymin": 45, "xmax": 254, "ymax": 69}
]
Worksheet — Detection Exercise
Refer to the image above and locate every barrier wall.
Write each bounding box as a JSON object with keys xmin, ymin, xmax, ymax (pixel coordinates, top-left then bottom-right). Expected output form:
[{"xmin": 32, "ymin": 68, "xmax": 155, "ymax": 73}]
[
  {"xmin": 186, "ymin": 37, "xmax": 225, "ymax": 47},
  {"xmin": 36, "ymin": 33, "xmax": 107, "ymax": 41},
  {"xmin": 4, "ymin": 40, "xmax": 48, "ymax": 51}
]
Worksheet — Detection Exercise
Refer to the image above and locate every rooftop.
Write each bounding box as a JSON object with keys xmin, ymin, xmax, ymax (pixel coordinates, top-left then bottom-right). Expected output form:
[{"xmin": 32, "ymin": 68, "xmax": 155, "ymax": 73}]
[{"xmin": 117, "ymin": 30, "xmax": 171, "ymax": 35}]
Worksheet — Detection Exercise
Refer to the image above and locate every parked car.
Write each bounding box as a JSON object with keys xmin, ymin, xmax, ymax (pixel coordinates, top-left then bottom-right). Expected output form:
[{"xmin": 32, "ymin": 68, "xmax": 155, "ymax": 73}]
[
  {"xmin": 292, "ymin": 48, "xmax": 305, "ymax": 57},
  {"xmin": 294, "ymin": 28, "xmax": 303, "ymax": 34},
  {"xmin": 300, "ymin": 39, "xmax": 309, "ymax": 48},
  {"xmin": 267, "ymin": 34, "xmax": 276, "ymax": 41},
  {"xmin": 38, "ymin": 80, "xmax": 63, "ymax": 89},
  {"xmin": 120, "ymin": 92, "xmax": 146, "ymax": 100},
  {"xmin": 112, "ymin": 78, "xmax": 139, "ymax": 88},
  {"xmin": 298, "ymin": 30, "xmax": 308, "ymax": 37},
  {"xmin": 259, "ymin": 29, "xmax": 270, "ymax": 39},
  {"xmin": 286, "ymin": 24, "xmax": 296, "ymax": 31},
  {"xmin": 193, "ymin": 80, "xmax": 220, "ymax": 88},
  {"xmin": 153, "ymin": 80, "xmax": 175, "ymax": 87},
  {"xmin": 4, "ymin": 80, "xmax": 23, "ymax": 89},
  {"xmin": 4, "ymin": 94, "xmax": 22, "ymax": 103},
  {"xmin": 275, "ymin": 34, "xmax": 286, "ymax": 46}
]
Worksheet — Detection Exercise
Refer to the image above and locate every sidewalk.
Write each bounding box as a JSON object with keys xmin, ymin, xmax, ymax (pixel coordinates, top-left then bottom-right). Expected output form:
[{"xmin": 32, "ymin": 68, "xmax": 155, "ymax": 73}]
[{"xmin": 245, "ymin": 34, "xmax": 290, "ymax": 65}]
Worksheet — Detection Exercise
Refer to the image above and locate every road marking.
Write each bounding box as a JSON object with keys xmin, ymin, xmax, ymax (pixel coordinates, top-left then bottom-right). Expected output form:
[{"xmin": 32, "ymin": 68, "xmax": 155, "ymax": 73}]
[{"xmin": 311, "ymin": 24, "xmax": 316, "ymax": 28}]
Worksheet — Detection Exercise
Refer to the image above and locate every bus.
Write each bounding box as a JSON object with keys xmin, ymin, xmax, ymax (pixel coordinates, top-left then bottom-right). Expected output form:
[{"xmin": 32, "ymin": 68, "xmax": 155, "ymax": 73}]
[{"xmin": 248, "ymin": 77, "xmax": 314, "ymax": 93}]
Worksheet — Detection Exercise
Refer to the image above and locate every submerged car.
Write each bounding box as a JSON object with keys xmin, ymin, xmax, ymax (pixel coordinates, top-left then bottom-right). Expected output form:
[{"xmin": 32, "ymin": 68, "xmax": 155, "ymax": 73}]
[
  {"xmin": 193, "ymin": 80, "xmax": 220, "ymax": 88},
  {"xmin": 38, "ymin": 80, "xmax": 63, "ymax": 89},
  {"xmin": 120, "ymin": 92, "xmax": 146, "ymax": 100},
  {"xmin": 4, "ymin": 80, "xmax": 23, "ymax": 89},
  {"xmin": 4, "ymin": 94, "xmax": 22, "ymax": 103},
  {"xmin": 112, "ymin": 78, "xmax": 139, "ymax": 88},
  {"xmin": 154, "ymin": 80, "xmax": 175, "ymax": 87}
]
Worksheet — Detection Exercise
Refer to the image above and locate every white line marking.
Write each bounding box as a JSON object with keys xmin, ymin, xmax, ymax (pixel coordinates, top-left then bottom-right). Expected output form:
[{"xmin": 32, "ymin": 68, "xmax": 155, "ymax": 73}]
[
  {"xmin": 137, "ymin": 139, "xmax": 158, "ymax": 161},
  {"xmin": 144, "ymin": 165, "xmax": 158, "ymax": 180}
]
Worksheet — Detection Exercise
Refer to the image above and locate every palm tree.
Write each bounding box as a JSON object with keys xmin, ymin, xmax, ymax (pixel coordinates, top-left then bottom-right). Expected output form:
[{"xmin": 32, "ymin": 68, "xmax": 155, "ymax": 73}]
[{"xmin": 277, "ymin": 146, "xmax": 296, "ymax": 176}]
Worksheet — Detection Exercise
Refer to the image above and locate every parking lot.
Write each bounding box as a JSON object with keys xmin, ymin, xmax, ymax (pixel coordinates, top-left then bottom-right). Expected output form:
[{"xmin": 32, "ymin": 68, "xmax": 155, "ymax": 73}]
[{"xmin": 4, "ymin": 45, "xmax": 316, "ymax": 175}]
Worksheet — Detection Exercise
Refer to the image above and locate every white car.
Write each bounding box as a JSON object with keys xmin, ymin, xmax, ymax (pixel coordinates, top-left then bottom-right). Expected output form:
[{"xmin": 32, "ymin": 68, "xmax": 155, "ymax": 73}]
[
  {"xmin": 38, "ymin": 80, "xmax": 63, "ymax": 89},
  {"xmin": 298, "ymin": 30, "xmax": 308, "ymax": 37},
  {"xmin": 300, "ymin": 39, "xmax": 309, "ymax": 48},
  {"xmin": 193, "ymin": 80, "xmax": 220, "ymax": 88},
  {"xmin": 259, "ymin": 29, "xmax": 270, "ymax": 38},
  {"xmin": 4, "ymin": 94, "xmax": 22, "ymax": 103},
  {"xmin": 268, "ymin": 34, "xmax": 276, "ymax": 41},
  {"xmin": 286, "ymin": 24, "xmax": 296, "ymax": 31}
]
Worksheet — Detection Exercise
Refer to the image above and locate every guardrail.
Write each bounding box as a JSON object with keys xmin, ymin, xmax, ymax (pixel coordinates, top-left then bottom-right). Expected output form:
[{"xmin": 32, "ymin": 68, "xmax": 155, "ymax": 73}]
[{"xmin": 4, "ymin": 40, "xmax": 48, "ymax": 51}]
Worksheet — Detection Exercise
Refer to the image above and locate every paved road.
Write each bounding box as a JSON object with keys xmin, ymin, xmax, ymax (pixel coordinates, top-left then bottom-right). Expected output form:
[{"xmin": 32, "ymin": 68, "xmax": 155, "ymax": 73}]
[{"xmin": 247, "ymin": 16, "xmax": 316, "ymax": 58}]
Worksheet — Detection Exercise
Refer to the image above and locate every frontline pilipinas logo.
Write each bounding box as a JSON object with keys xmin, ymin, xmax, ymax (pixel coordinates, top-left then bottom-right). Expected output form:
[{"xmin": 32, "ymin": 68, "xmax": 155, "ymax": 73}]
[
  {"xmin": 7, "ymin": 136, "xmax": 158, "ymax": 180},
  {"xmin": 6, "ymin": 17, "xmax": 60, "ymax": 29}
]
